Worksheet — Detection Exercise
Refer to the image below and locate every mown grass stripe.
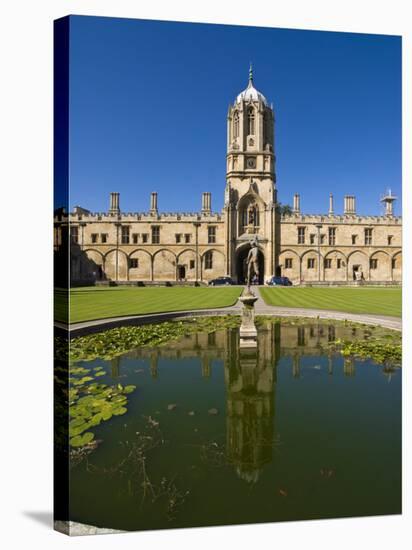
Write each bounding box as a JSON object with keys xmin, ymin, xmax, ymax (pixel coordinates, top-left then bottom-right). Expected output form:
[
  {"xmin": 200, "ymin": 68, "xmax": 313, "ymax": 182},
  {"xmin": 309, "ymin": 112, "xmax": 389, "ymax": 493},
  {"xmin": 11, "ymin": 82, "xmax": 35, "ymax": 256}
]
[
  {"xmin": 61, "ymin": 287, "xmax": 242, "ymax": 324},
  {"xmin": 260, "ymin": 287, "xmax": 401, "ymax": 317}
]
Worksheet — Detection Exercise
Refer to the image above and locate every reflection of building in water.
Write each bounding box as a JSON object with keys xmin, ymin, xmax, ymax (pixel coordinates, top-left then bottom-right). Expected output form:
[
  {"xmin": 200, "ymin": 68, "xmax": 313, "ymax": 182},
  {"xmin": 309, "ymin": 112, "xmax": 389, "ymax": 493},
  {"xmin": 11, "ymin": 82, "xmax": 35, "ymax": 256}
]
[
  {"xmin": 123, "ymin": 329, "xmax": 227, "ymax": 379},
  {"xmin": 292, "ymin": 354, "xmax": 301, "ymax": 378},
  {"xmin": 328, "ymin": 354, "xmax": 333, "ymax": 375},
  {"xmin": 202, "ymin": 355, "xmax": 211, "ymax": 378},
  {"xmin": 224, "ymin": 323, "xmax": 279, "ymax": 483},
  {"xmin": 110, "ymin": 356, "xmax": 121, "ymax": 378},
  {"xmin": 150, "ymin": 353, "xmax": 159, "ymax": 379},
  {"xmin": 343, "ymin": 356, "xmax": 355, "ymax": 377}
]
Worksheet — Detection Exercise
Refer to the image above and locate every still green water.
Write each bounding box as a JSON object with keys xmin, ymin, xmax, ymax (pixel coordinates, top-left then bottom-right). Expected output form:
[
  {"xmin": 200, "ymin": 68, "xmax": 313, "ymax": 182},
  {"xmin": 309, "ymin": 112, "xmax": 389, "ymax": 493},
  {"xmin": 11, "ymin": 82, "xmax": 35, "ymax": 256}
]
[{"xmin": 69, "ymin": 321, "xmax": 401, "ymax": 530}]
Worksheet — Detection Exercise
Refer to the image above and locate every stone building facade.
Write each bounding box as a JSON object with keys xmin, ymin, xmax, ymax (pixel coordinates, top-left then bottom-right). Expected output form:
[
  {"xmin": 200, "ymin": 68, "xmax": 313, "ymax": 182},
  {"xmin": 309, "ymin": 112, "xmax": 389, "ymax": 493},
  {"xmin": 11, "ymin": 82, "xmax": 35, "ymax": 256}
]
[{"xmin": 61, "ymin": 68, "xmax": 402, "ymax": 286}]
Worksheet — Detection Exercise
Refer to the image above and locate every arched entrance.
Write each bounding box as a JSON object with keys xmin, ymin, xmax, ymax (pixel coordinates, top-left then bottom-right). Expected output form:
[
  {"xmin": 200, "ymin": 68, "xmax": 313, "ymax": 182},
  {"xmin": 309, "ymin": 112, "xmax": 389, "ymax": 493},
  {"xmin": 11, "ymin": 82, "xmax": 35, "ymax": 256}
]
[
  {"xmin": 177, "ymin": 265, "xmax": 186, "ymax": 281},
  {"xmin": 236, "ymin": 246, "xmax": 264, "ymax": 284}
]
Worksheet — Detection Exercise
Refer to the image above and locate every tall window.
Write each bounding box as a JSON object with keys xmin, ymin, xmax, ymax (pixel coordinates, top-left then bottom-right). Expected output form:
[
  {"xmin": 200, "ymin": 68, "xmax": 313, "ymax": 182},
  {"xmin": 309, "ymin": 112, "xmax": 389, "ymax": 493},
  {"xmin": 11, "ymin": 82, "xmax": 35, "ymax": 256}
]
[
  {"xmin": 285, "ymin": 258, "xmax": 293, "ymax": 269},
  {"xmin": 264, "ymin": 111, "xmax": 271, "ymax": 145},
  {"xmin": 307, "ymin": 258, "xmax": 315, "ymax": 269},
  {"xmin": 91, "ymin": 233, "xmax": 98, "ymax": 244},
  {"xmin": 121, "ymin": 226, "xmax": 130, "ymax": 244},
  {"xmin": 310, "ymin": 234, "xmax": 315, "ymax": 245},
  {"xmin": 132, "ymin": 233, "xmax": 139, "ymax": 244},
  {"xmin": 101, "ymin": 233, "xmax": 108, "ymax": 244},
  {"xmin": 328, "ymin": 227, "xmax": 336, "ymax": 246},
  {"xmin": 370, "ymin": 258, "xmax": 378, "ymax": 270},
  {"xmin": 298, "ymin": 227, "xmax": 306, "ymax": 244},
  {"xmin": 70, "ymin": 226, "xmax": 79, "ymax": 244},
  {"xmin": 388, "ymin": 235, "xmax": 393, "ymax": 245},
  {"xmin": 208, "ymin": 226, "xmax": 216, "ymax": 244},
  {"xmin": 142, "ymin": 233, "xmax": 148, "ymax": 243},
  {"xmin": 233, "ymin": 111, "xmax": 239, "ymax": 138},
  {"xmin": 204, "ymin": 251, "xmax": 213, "ymax": 270},
  {"xmin": 324, "ymin": 258, "xmax": 332, "ymax": 269},
  {"xmin": 247, "ymin": 107, "xmax": 255, "ymax": 135},
  {"xmin": 129, "ymin": 258, "xmax": 139, "ymax": 269},
  {"xmin": 175, "ymin": 234, "xmax": 181, "ymax": 243},
  {"xmin": 151, "ymin": 226, "xmax": 160, "ymax": 244},
  {"xmin": 364, "ymin": 228, "xmax": 373, "ymax": 245},
  {"xmin": 351, "ymin": 234, "xmax": 357, "ymax": 245}
]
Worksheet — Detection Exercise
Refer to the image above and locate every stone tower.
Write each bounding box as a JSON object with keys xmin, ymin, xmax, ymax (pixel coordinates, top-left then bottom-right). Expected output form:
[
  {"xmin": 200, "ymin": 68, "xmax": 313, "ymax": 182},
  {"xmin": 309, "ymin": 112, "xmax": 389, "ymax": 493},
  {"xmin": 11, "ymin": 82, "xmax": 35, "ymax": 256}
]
[{"xmin": 224, "ymin": 66, "xmax": 278, "ymax": 283}]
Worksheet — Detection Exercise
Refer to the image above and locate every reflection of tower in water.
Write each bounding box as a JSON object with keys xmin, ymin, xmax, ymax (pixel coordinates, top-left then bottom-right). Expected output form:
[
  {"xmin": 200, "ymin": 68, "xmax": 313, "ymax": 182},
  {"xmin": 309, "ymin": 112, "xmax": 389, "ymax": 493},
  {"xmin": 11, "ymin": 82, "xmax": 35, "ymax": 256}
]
[{"xmin": 224, "ymin": 323, "xmax": 279, "ymax": 483}]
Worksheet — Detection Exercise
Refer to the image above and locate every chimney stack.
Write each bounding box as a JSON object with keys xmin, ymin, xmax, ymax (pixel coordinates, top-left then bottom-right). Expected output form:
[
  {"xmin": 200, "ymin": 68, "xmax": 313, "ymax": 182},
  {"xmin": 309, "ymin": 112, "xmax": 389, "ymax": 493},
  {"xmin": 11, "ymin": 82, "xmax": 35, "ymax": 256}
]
[
  {"xmin": 293, "ymin": 193, "xmax": 300, "ymax": 214},
  {"xmin": 202, "ymin": 192, "xmax": 212, "ymax": 215},
  {"xmin": 344, "ymin": 195, "xmax": 356, "ymax": 215},
  {"xmin": 150, "ymin": 192, "xmax": 158, "ymax": 214},
  {"xmin": 109, "ymin": 192, "xmax": 120, "ymax": 214},
  {"xmin": 329, "ymin": 193, "xmax": 334, "ymax": 215}
]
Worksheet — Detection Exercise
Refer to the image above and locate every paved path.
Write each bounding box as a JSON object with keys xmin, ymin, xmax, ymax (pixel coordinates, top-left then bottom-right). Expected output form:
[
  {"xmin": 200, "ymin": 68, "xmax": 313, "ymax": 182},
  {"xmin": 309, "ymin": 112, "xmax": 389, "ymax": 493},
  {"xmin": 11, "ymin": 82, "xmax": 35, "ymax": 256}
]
[{"xmin": 56, "ymin": 286, "xmax": 401, "ymax": 337}]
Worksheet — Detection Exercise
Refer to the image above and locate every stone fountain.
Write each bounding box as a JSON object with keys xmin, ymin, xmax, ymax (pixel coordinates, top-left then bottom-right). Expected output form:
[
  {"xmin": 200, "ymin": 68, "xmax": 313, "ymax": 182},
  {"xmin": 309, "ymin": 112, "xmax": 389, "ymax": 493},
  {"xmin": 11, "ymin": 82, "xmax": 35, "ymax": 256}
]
[
  {"xmin": 239, "ymin": 287, "xmax": 258, "ymax": 348},
  {"xmin": 239, "ymin": 238, "xmax": 259, "ymax": 348}
]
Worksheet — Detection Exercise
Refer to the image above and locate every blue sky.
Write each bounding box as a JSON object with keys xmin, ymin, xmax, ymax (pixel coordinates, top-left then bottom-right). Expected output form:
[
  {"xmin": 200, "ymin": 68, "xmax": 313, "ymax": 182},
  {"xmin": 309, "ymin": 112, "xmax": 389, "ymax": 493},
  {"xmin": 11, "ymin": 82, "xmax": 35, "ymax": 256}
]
[{"xmin": 68, "ymin": 16, "xmax": 401, "ymax": 216}]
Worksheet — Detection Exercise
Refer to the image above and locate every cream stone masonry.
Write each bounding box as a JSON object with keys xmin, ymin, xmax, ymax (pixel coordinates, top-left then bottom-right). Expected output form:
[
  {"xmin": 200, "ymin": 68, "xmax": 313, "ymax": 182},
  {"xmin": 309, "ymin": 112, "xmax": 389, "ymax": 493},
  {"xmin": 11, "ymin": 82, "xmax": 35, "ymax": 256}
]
[{"xmin": 58, "ymin": 67, "xmax": 401, "ymax": 286}]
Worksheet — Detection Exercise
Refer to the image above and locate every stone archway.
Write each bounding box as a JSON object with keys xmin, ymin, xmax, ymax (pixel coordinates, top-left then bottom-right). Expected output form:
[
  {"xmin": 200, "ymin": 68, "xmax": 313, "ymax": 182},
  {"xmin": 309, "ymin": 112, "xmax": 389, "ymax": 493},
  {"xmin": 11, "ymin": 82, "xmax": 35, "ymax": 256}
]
[{"xmin": 236, "ymin": 245, "xmax": 264, "ymax": 284}]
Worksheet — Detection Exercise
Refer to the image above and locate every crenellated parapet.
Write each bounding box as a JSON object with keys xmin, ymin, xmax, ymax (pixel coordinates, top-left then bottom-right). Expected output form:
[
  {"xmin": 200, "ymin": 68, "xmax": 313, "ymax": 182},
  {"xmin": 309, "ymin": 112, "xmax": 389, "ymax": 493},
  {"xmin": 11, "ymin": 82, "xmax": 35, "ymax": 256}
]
[
  {"xmin": 281, "ymin": 213, "xmax": 402, "ymax": 225},
  {"xmin": 66, "ymin": 211, "xmax": 224, "ymax": 223}
]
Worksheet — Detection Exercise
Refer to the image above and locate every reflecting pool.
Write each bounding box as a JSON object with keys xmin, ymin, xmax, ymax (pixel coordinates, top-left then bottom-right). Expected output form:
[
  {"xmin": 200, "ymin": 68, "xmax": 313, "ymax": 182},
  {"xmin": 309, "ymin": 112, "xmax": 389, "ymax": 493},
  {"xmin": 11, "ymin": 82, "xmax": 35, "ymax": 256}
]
[{"xmin": 68, "ymin": 320, "xmax": 401, "ymax": 530}]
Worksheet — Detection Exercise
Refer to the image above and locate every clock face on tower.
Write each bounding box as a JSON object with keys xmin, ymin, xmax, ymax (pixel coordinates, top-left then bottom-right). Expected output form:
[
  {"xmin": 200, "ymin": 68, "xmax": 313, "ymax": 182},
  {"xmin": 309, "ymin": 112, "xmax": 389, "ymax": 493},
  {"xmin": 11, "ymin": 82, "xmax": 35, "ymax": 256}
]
[{"xmin": 246, "ymin": 157, "xmax": 256, "ymax": 169}]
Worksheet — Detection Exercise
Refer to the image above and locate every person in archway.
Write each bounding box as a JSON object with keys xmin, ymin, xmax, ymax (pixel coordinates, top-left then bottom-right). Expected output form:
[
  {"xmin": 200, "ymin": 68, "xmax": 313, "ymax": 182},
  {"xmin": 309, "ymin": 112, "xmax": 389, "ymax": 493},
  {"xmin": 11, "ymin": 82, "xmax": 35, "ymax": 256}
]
[{"xmin": 246, "ymin": 241, "xmax": 260, "ymax": 287}]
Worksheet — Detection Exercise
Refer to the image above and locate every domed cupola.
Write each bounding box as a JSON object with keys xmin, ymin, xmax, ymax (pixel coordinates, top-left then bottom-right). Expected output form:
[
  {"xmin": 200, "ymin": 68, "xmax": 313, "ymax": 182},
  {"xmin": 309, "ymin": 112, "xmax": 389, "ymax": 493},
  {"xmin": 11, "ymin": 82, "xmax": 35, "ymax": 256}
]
[{"xmin": 236, "ymin": 65, "xmax": 268, "ymax": 106}]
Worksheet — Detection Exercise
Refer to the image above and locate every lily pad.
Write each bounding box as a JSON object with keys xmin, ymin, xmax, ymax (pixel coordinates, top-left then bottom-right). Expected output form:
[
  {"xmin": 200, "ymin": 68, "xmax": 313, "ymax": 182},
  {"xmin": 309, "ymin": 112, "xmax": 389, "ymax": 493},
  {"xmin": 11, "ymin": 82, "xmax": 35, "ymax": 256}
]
[
  {"xmin": 69, "ymin": 432, "xmax": 95, "ymax": 448},
  {"xmin": 113, "ymin": 407, "xmax": 127, "ymax": 416}
]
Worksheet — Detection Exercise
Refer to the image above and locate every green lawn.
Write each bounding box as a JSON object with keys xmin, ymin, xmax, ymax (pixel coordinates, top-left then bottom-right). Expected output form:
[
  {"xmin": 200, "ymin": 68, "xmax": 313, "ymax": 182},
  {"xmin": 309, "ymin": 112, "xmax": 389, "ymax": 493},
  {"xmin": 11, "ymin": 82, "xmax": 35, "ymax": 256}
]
[
  {"xmin": 57, "ymin": 286, "xmax": 242, "ymax": 324},
  {"xmin": 260, "ymin": 287, "xmax": 402, "ymax": 317}
]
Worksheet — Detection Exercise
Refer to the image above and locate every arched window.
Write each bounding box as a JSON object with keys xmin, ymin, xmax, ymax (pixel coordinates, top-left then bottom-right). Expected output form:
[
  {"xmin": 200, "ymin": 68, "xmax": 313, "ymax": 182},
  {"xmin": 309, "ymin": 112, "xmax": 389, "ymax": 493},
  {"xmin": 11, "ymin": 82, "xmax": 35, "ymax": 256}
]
[
  {"xmin": 247, "ymin": 107, "xmax": 255, "ymax": 135},
  {"xmin": 240, "ymin": 202, "xmax": 259, "ymax": 234},
  {"xmin": 233, "ymin": 111, "xmax": 239, "ymax": 139},
  {"xmin": 204, "ymin": 251, "xmax": 213, "ymax": 270}
]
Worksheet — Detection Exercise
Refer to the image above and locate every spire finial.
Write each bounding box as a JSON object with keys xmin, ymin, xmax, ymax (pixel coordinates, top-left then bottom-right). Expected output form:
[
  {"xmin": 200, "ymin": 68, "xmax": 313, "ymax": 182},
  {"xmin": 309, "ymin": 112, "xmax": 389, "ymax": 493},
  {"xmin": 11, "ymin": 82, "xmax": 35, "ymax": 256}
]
[{"xmin": 249, "ymin": 62, "xmax": 253, "ymax": 83}]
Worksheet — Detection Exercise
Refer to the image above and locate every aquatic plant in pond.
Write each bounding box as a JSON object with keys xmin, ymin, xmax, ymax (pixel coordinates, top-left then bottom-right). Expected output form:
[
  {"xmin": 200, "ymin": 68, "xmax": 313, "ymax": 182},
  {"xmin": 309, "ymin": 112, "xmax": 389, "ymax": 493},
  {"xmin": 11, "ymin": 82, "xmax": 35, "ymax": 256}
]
[
  {"xmin": 330, "ymin": 337, "xmax": 401, "ymax": 365},
  {"xmin": 69, "ymin": 316, "xmax": 241, "ymax": 362},
  {"xmin": 256, "ymin": 315, "xmax": 402, "ymax": 365},
  {"xmin": 69, "ymin": 364, "xmax": 136, "ymax": 448},
  {"xmin": 68, "ymin": 315, "xmax": 402, "ymax": 364}
]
